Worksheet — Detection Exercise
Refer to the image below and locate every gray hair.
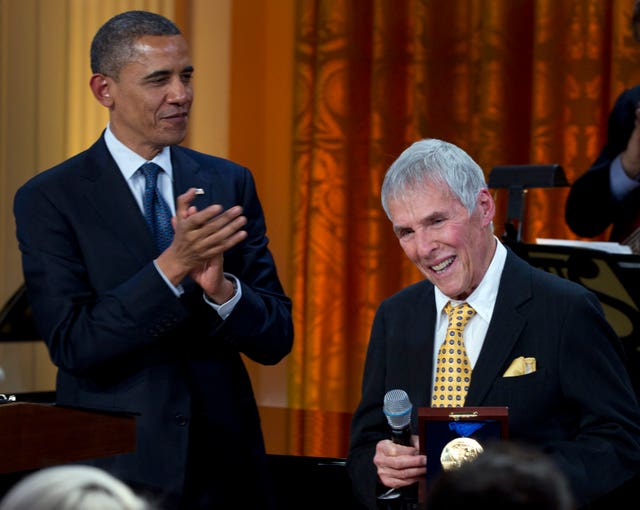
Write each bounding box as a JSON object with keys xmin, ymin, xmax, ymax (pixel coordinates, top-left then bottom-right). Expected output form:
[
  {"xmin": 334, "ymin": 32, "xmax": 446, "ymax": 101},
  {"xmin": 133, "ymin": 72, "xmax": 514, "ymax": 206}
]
[
  {"xmin": 381, "ymin": 138, "xmax": 488, "ymax": 220},
  {"xmin": 90, "ymin": 10, "xmax": 181, "ymax": 78},
  {"xmin": 0, "ymin": 465, "xmax": 152, "ymax": 510}
]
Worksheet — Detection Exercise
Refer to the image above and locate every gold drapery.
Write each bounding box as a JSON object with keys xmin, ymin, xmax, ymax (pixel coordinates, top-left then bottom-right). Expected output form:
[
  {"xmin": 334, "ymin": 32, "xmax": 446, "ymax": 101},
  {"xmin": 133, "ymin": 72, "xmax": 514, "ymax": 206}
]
[{"xmin": 289, "ymin": 0, "xmax": 640, "ymax": 428}]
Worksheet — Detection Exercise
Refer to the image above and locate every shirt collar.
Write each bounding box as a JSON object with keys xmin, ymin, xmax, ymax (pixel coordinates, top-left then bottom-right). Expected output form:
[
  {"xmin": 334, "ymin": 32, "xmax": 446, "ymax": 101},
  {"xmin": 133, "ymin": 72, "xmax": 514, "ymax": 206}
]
[
  {"xmin": 434, "ymin": 236, "xmax": 507, "ymax": 321},
  {"xmin": 104, "ymin": 124, "xmax": 173, "ymax": 180}
]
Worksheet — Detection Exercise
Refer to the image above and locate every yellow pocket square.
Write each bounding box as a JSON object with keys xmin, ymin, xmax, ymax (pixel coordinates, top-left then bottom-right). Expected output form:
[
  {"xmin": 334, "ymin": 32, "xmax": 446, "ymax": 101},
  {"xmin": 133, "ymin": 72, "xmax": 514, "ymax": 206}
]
[{"xmin": 503, "ymin": 356, "xmax": 536, "ymax": 377}]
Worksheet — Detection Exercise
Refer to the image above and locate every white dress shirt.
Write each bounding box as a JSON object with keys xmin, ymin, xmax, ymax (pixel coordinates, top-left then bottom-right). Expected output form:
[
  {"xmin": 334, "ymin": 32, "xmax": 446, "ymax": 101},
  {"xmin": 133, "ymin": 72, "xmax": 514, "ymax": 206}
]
[{"xmin": 432, "ymin": 237, "xmax": 507, "ymax": 390}]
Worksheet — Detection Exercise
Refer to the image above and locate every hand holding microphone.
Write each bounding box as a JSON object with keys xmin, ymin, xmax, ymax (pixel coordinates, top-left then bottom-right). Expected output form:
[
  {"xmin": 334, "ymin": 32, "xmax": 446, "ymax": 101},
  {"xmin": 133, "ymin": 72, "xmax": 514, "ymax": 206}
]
[{"xmin": 376, "ymin": 390, "xmax": 424, "ymax": 510}]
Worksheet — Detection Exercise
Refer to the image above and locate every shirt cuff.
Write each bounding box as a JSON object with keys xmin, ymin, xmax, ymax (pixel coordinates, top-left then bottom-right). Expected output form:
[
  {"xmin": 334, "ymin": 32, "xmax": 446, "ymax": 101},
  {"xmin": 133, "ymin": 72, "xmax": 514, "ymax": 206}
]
[
  {"xmin": 203, "ymin": 273, "xmax": 242, "ymax": 320},
  {"xmin": 611, "ymin": 154, "xmax": 640, "ymax": 201},
  {"xmin": 153, "ymin": 260, "xmax": 184, "ymax": 297}
]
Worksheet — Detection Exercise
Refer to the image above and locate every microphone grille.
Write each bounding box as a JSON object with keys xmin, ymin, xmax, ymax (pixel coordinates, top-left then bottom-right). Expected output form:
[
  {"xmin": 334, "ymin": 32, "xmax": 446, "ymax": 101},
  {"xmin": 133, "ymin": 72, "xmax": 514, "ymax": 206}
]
[{"xmin": 383, "ymin": 389, "xmax": 412, "ymax": 429}]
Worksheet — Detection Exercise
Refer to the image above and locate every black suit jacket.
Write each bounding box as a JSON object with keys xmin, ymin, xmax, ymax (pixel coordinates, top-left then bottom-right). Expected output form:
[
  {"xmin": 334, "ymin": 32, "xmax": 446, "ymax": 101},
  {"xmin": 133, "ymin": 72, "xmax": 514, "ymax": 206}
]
[
  {"xmin": 13, "ymin": 134, "xmax": 293, "ymax": 508},
  {"xmin": 347, "ymin": 249, "xmax": 640, "ymax": 509},
  {"xmin": 565, "ymin": 85, "xmax": 640, "ymax": 241}
]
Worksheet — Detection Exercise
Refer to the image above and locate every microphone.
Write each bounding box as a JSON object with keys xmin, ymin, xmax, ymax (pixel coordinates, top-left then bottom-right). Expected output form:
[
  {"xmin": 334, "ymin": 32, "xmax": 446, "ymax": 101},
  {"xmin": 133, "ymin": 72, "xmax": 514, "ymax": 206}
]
[
  {"xmin": 383, "ymin": 389, "xmax": 413, "ymax": 446},
  {"xmin": 377, "ymin": 389, "xmax": 419, "ymax": 510}
]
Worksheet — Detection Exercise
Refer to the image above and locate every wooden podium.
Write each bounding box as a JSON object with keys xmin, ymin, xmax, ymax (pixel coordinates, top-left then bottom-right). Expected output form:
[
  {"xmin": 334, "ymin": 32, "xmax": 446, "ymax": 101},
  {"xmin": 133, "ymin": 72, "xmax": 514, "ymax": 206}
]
[{"xmin": 0, "ymin": 401, "xmax": 135, "ymax": 475}]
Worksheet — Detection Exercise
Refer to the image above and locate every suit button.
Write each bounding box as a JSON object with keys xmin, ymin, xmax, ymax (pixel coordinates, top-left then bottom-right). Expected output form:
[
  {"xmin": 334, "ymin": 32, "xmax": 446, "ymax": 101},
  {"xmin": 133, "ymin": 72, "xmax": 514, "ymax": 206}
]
[{"xmin": 175, "ymin": 414, "xmax": 188, "ymax": 426}]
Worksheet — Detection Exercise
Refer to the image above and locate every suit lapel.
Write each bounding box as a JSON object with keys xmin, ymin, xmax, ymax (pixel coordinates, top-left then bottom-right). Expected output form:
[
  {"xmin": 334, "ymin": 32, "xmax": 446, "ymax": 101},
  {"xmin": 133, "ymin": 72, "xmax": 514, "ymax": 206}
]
[
  {"xmin": 406, "ymin": 285, "xmax": 437, "ymax": 408},
  {"xmin": 466, "ymin": 251, "xmax": 531, "ymax": 405},
  {"xmin": 171, "ymin": 147, "xmax": 212, "ymax": 211},
  {"xmin": 78, "ymin": 137, "xmax": 157, "ymax": 262}
]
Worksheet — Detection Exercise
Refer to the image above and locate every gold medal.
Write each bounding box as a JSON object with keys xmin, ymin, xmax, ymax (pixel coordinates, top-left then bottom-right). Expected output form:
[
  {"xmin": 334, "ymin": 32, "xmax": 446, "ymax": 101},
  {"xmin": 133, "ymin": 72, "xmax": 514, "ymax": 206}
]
[{"xmin": 440, "ymin": 436, "xmax": 484, "ymax": 470}]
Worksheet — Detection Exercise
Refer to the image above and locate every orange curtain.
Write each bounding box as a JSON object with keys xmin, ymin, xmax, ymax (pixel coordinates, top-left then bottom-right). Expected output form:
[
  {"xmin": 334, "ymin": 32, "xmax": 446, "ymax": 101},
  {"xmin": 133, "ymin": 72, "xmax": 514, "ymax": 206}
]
[{"xmin": 288, "ymin": 0, "xmax": 640, "ymax": 425}]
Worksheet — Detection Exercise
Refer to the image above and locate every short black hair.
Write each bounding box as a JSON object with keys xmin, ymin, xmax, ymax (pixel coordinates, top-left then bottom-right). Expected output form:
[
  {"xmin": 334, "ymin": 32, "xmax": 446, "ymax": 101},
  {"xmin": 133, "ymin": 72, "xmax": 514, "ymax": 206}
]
[{"xmin": 90, "ymin": 10, "xmax": 181, "ymax": 78}]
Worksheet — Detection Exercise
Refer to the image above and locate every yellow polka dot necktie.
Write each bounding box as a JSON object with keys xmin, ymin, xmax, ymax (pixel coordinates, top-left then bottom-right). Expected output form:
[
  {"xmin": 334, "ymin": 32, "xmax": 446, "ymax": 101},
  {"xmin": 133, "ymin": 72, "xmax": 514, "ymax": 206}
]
[{"xmin": 431, "ymin": 302, "xmax": 476, "ymax": 407}]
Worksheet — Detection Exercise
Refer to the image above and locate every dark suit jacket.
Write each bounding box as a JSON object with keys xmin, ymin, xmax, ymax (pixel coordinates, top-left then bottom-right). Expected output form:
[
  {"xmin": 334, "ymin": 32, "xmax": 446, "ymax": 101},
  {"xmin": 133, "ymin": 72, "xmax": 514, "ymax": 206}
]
[
  {"xmin": 565, "ymin": 85, "xmax": 640, "ymax": 241},
  {"xmin": 347, "ymin": 249, "xmax": 640, "ymax": 510},
  {"xmin": 13, "ymin": 134, "xmax": 293, "ymax": 508}
]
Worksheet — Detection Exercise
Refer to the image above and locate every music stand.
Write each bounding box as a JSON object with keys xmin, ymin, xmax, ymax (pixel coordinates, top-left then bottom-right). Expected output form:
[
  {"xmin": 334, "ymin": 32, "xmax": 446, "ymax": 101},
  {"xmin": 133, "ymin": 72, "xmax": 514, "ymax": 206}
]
[{"xmin": 488, "ymin": 164, "xmax": 568, "ymax": 244}]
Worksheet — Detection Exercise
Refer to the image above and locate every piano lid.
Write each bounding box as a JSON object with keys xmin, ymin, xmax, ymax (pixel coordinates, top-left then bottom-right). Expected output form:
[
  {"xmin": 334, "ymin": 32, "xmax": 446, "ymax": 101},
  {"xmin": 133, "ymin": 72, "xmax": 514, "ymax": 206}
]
[{"xmin": 0, "ymin": 283, "xmax": 41, "ymax": 342}]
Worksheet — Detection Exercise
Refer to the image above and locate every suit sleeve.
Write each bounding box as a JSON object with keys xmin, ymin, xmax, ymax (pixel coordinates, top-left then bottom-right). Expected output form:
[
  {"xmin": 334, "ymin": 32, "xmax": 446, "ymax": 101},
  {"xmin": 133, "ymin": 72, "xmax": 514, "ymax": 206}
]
[
  {"xmin": 13, "ymin": 176, "xmax": 181, "ymax": 374},
  {"xmin": 565, "ymin": 87, "xmax": 638, "ymax": 237},
  {"xmin": 544, "ymin": 289, "xmax": 640, "ymax": 506},
  {"xmin": 216, "ymin": 165, "xmax": 294, "ymax": 365}
]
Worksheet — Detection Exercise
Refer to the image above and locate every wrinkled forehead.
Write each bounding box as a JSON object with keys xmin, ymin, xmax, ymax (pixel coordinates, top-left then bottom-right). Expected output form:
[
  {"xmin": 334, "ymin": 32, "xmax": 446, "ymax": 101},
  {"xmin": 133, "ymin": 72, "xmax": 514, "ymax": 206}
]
[
  {"xmin": 386, "ymin": 180, "xmax": 461, "ymax": 221},
  {"xmin": 389, "ymin": 176, "xmax": 454, "ymax": 205}
]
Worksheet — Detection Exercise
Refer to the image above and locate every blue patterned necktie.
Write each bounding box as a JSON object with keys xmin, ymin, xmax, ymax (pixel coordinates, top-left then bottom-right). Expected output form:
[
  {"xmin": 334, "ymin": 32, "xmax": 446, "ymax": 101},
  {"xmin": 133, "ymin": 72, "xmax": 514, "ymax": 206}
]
[
  {"xmin": 140, "ymin": 162, "xmax": 174, "ymax": 252},
  {"xmin": 432, "ymin": 302, "xmax": 476, "ymax": 407}
]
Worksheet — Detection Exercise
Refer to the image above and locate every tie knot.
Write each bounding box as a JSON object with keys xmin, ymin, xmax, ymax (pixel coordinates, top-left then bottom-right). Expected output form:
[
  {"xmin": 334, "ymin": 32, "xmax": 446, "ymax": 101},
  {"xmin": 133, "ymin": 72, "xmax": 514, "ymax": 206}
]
[
  {"xmin": 444, "ymin": 302, "xmax": 476, "ymax": 327},
  {"xmin": 140, "ymin": 162, "xmax": 162, "ymax": 181}
]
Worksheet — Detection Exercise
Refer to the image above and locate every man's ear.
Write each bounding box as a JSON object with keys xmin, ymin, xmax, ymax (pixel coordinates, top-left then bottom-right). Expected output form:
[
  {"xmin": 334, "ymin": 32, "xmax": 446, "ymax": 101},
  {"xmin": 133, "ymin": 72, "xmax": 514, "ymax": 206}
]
[
  {"xmin": 477, "ymin": 188, "xmax": 496, "ymax": 227},
  {"xmin": 89, "ymin": 74, "xmax": 113, "ymax": 107}
]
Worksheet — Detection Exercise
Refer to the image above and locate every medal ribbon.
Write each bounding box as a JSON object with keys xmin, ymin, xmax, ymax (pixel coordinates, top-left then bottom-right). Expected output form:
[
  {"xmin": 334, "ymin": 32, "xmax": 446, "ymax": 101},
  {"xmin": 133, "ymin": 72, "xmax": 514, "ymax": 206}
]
[{"xmin": 449, "ymin": 421, "xmax": 487, "ymax": 437}]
